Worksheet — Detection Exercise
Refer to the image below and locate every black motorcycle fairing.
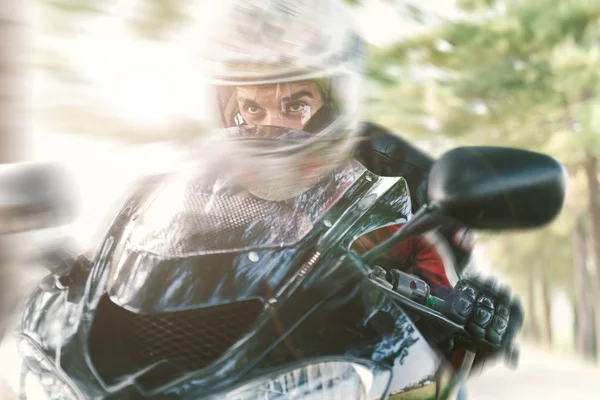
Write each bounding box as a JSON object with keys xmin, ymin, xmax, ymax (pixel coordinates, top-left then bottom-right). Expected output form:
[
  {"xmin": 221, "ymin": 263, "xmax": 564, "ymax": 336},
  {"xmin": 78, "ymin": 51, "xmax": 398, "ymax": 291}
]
[
  {"xmin": 312, "ymin": 176, "xmax": 412, "ymax": 279},
  {"xmin": 90, "ymin": 171, "xmax": 409, "ymax": 396},
  {"xmin": 105, "ymin": 162, "xmax": 368, "ymax": 315},
  {"xmin": 16, "ymin": 175, "xmax": 163, "ymax": 400},
  {"xmin": 175, "ymin": 263, "xmax": 449, "ymax": 399},
  {"xmin": 19, "ymin": 173, "xmax": 157, "ymax": 344},
  {"xmin": 15, "ymin": 157, "xmax": 455, "ymax": 399},
  {"xmin": 354, "ymin": 278, "xmax": 448, "ymax": 396},
  {"xmin": 151, "ymin": 174, "xmax": 443, "ymax": 398},
  {"xmin": 107, "ymin": 249, "xmax": 292, "ymax": 314},
  {"xmin": 18, "ymin": 289, "xmax": 79, "ymax": 360}
]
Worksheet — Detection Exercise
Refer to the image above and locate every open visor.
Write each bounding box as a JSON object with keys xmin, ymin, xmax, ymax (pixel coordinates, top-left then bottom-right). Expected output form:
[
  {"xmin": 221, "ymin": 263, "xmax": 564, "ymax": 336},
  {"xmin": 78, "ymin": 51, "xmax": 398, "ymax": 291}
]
[
  {"xmin": 201, "ymin": 73, "xmax": 362, "ymax": 201},
  {"xmin": 211, "ymin": 74, "xmax": 360, "ymax": 134}
]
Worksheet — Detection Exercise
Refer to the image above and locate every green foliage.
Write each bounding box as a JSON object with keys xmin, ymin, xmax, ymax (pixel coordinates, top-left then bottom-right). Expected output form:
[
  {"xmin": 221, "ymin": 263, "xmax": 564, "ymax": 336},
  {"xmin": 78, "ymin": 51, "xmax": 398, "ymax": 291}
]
[
  {"xmin": 370, "ymin": 0, "xmax": 600, "ymax": 158},
  {"xmin": 484, "ymin": 216, "xmax": 575, "ymax": 293},
  {"xmin": 34, "ymin": 0, "xmax": 198, "ymax": 144},
  {"xmin": 42, "ymin": 0, "xmax": 189, "ymax": 40},
  {"xmin": 45, "ymin": 0, "xmax": 106, "ymax": 15},
  {"xmin": 455, "ymin": 0, "xmax": 499, "ymax": 12},
  {"xmin": 129, "ymin": 0, "xmax": 191, "ymax": 41},
  {"xmin": 366, "ymin": 0, "xmax": 600, "ymax": 305}
]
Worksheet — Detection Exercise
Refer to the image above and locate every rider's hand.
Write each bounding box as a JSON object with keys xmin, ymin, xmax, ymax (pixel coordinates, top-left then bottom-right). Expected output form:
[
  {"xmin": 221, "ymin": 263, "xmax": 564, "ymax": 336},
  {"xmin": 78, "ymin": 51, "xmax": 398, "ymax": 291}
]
[{"xmin": 448, "ymin": 276, "xmax": 524, "ymax": 351}]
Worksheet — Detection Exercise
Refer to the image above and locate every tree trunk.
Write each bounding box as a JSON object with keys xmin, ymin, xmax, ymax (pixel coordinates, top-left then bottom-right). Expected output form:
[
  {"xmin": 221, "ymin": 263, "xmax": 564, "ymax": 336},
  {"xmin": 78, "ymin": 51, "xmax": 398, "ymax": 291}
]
[
  {"xmin": 541, "ymin": 274, "xmax": 553, "ymax": 348},
  {"xmin": 0, "ymin": 3, "xmax": 31, "ymax": 162},
  {"xmin": 526, "ymin": 268, "xmax": 540, "ymax": 341},
  {"xmin": 583, "ymin": 152, "xmax": 600, "ymax": 364},
  {"xmin": 573, "ymin": 213, "xmax": 594, "ymax": 358},
  {"xmin": 0, "ymin": 1, "xmax": 32, "ymax": 340}
]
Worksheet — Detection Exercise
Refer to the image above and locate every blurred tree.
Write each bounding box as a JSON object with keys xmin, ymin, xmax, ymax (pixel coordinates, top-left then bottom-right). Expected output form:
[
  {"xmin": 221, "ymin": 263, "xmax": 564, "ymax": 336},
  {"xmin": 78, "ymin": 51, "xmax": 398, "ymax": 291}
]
[
  {"xmin": 0, "ymin": 0, "xmax": 34, "ymax": 341},
  {"xmin": 40, "ymin": 0, "xmax": 188, "ymax": 40},
  {"xmin": 128, "ymin": 0, "xmax": 190, "ymax": 41},
  {"xmin": 365, "ymin": 0, "xmax": 600, "ymax": 355},
  {"xmin": 573, "ymin": 213, "xmax": 595, "ymax": 358},
  {"xmin": 0, "ymin": 1, "xmax": 32, "ymax": 162},
  {"xmin": 484, "ymin": 214, "xmax": 573, "ymax": 346},
  {"xmin": 34, "ymin": 0, "xmax": 196, "ymax": 142}
]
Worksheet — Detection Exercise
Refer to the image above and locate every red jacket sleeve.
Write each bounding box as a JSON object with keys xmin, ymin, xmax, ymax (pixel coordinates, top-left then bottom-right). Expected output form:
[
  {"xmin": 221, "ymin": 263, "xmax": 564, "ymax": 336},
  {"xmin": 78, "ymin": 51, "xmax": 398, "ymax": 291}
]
[{"xmin": 352, "ymin": 224, "xmax": 452, "ymax": 295}]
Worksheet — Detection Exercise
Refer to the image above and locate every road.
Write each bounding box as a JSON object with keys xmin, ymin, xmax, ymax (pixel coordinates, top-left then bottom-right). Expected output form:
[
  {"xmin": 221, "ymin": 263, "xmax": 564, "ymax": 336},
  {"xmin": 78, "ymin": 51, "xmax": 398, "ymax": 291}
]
[{"xmin": 467, "ymin": 345, "xmax": 600, "ymax": 399}]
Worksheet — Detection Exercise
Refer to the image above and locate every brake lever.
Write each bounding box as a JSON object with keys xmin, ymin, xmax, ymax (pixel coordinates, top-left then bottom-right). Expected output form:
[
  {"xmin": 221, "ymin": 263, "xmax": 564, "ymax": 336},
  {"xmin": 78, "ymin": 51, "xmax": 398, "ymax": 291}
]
[
  {"xmin": 369, "ymin": 266, "xmax": 521, "ymax": 370},
  {"xmin": 383, "ymin": 267, "xmax": 451, "ymax": 313},
  {"xmin": 367, "ymin": 267, "xmax": 464, "ymax": 332}
]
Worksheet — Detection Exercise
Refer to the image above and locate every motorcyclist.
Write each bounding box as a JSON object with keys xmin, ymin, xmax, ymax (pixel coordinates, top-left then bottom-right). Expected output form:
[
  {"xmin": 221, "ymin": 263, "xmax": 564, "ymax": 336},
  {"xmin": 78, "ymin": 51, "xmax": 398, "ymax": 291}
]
[{"xmin": 192, "ymin": 0, "xmax": 523, "ymax": 371}]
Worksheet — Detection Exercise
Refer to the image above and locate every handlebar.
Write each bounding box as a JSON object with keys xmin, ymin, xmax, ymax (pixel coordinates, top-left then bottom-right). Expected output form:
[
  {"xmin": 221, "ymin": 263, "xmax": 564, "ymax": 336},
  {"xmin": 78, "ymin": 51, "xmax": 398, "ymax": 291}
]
[
  {"xmin": 367, "ymin": 265, "xmax": 520, "ymax": 370},
  {"xmin": 367, "ymin": 265, "xmax": 464, "ymax": 331}
]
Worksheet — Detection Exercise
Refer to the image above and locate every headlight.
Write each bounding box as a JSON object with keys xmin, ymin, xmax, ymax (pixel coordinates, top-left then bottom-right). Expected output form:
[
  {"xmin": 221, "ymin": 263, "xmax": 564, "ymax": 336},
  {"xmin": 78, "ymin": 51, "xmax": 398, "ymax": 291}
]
[
  {"xmin": 207, "ymin": 358, "xmax": 392, "ymax": 400},
  {"xmin": 18, "ymin": 338, "xmax": 81, "ymax": 400}
]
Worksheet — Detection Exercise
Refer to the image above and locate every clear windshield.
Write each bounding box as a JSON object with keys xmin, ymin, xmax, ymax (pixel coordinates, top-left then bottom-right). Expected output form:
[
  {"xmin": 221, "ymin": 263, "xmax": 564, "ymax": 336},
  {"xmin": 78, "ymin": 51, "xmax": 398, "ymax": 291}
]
[{"xmin": 125, "ymin": 160, "xmax": 366, "ymax": 257}]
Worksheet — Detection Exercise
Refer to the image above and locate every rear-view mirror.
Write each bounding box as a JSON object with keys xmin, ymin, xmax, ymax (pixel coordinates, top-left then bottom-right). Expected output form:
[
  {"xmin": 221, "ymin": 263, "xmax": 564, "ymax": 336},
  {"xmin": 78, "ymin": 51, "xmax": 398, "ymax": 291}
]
[
  {"xmin": 427, "ymin": 146, "xmax": 567, "ymax": 230},
  {"xmin": 0, "ymin": 162, "xmax": 77, "ymax": 234}
]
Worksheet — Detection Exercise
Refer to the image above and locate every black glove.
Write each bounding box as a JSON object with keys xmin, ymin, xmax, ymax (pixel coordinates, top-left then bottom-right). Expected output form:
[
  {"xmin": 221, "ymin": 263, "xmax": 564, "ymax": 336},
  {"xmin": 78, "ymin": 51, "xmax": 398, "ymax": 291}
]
[{"xmin": 448, "ymin": 276, "xmax": 524, "ymax": 351}]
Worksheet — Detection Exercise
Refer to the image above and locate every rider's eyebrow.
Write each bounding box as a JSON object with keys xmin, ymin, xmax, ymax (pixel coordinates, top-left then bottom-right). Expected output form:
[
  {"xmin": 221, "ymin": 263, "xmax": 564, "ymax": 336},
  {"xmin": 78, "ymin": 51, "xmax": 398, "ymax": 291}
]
[
  {"xmin": 237, "ymin": 90, "xmax": 314, "ymax": 105},
  {"xmin": 281, "ymin": 90, "xmax": 314, "ymax": 103},
  {"xmin": 237, "ymin": 97, "xmax": 261, "ymax": 108}
]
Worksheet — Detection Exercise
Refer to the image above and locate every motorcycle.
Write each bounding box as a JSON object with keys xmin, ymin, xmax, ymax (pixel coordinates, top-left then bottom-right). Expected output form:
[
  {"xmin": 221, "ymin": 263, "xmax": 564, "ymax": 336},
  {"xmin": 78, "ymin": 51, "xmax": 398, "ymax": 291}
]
[{"xmin": 2, "ymin": 131, "xmax": 566, "ymax": 400}]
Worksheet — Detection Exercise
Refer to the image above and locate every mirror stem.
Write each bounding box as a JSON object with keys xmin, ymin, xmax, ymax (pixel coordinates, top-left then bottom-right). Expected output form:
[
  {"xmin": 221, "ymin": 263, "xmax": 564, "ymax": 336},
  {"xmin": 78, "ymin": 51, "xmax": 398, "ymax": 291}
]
[{"xmin": 360, "ymin": 205, "xmax": 443, "ymax": 264}]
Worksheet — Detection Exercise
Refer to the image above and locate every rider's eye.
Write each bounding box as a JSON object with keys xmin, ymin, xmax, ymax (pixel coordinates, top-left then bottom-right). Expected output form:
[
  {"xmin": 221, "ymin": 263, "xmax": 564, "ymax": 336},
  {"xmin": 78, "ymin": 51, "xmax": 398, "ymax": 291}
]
[
  {"xmin": 287, "ymin": 102, "xmax": 306, "ymax": 113},
  {"xmin": 245, "ymin": 105, "xmax": 263, "ymax": 115}
]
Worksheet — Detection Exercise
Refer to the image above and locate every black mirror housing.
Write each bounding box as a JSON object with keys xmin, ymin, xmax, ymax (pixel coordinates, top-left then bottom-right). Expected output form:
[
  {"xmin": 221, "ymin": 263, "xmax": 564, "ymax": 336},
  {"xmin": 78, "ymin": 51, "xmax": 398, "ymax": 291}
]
[
  {"xmin": 427, "ymin": 146, "xmax": 567, "ymax": 230},
  {"xmin": 0, "ymin": 162, "xmax": 78, "ymax": 234}
]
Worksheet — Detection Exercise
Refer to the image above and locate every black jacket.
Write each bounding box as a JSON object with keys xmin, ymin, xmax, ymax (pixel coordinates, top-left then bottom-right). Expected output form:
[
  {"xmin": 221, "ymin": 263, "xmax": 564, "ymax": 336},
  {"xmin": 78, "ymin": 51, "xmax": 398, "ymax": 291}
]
[{"xmin": 353, "ymin": 121, "xmax": 472, "ymax": 275}]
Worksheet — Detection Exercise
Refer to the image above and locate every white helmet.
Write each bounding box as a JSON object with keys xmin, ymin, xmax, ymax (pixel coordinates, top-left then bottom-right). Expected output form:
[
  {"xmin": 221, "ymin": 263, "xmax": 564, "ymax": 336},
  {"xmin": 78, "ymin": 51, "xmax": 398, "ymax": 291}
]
[{"xmin": 190, "ymin": 0, "xmax": 367, "ymax": 200}]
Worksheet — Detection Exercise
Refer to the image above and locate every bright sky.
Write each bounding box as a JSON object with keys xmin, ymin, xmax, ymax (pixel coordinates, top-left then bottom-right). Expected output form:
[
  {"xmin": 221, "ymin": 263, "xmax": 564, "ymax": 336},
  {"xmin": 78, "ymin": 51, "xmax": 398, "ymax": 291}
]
[
  {"xmin": 351, "ymin": 0, "xmax": 459, "ymax": 46},
  {"xmin": 32, "ymin": 2, "xmax": 196, "ymax": 128}
]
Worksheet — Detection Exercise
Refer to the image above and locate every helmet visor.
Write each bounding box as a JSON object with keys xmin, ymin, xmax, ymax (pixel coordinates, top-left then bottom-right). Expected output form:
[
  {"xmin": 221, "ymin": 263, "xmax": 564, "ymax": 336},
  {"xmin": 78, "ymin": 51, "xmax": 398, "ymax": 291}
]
[
  {"xmin": 210, "ymin": 75, "xmax": 359, "ymax": 135},
  {"xmin": 202, "ymin": 74, "xmax": 360, "ymax": 201}
]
